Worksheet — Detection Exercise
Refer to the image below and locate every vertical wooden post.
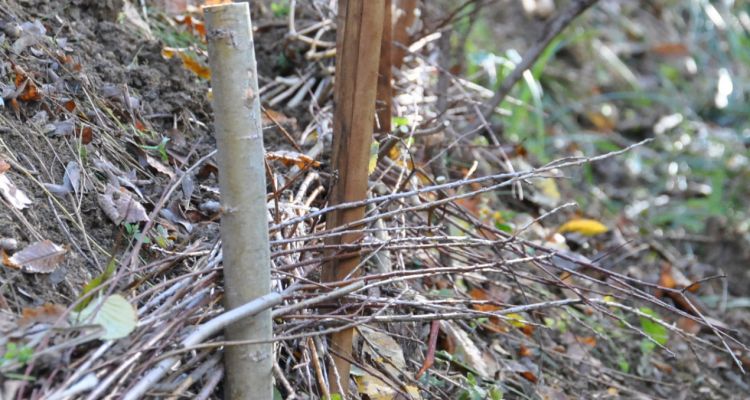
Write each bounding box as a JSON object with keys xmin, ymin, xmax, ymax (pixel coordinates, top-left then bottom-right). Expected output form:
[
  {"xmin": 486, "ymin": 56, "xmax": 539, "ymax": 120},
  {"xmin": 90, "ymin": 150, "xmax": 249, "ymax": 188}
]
[
  {"xmin": 323, "ymin": 0, "xmax": 385, "ymax": 396},
  {"xmin": 376, "ymin": 0, "xmax": 393, "ymax": 135},
  {"xmin": 392, "ymin": 0, "xmax": 417, "ymax": 69},
  {"xmin": 204, "ymin": 4, "xmax": 272, "ymax": 400}
]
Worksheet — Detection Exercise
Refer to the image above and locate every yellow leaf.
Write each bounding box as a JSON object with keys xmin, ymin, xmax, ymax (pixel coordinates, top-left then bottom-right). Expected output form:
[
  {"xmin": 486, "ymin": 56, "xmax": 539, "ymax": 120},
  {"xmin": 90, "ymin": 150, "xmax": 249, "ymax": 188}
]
[
  {"xmin": 535, "ymin": 178, "xmax": 561, "ymax": 203},
  {"xmin": 558, "ymin": 218, "xmax": 609, "ymax": 236},
  {"xmin": 505, "ymin": 313, "xmax": 528, "ymax": 328},
  {"xmin": 355, "ymin": 375, "xmax": 396, "ymax": 400},
  {"xmin": 161, "ymin": 47, "xmax": 177, "ymax": 59},
  {"xmin": 387, "ymin": 142, "xmax": 401, "ymax": 160},
  {"xmin": 368, "ymin": 141, "xmax": 380, "ymax": 175}
]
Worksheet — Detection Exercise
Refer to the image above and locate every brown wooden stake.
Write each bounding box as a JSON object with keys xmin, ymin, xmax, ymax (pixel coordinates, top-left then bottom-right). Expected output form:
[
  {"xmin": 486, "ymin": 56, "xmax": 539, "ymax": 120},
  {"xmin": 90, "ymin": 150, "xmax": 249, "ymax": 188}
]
[
  {"xmin": 376, "ymin": 0, "xmax": 393, "ymax": 136},
  {"xmin": 392, "ymin": 0, "xmax": 417, "ymax": 69},
  {"xmin": 323, "ymin": 0, "xmax": 385, "ymax": 396}
]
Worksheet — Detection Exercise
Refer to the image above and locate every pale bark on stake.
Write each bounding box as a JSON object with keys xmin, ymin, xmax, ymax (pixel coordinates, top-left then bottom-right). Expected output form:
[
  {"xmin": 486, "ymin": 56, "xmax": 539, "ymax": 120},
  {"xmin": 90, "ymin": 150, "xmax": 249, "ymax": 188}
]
[
  {"xmin": 204, "ymin": 4, "xmax": 272, "ymax": 400},
  {"xmin": 323, "ymin": 0, "xmax": 385, "ymax": 396}
]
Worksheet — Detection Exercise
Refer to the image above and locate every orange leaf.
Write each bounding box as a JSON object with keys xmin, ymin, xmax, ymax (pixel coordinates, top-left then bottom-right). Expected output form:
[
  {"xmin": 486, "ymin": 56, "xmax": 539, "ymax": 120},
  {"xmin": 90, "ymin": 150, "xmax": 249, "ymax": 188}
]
[
  {"xmin": 9, "ymin": 98, "xmax": 20, "ymax": 114},
  {"xmin": 193, "ymin": 20, "xmax": 206, "ymax": 38},
  {"xmin": 518, "ymin": 344, "xmax": 532, "ymax": 358},
  {"xmin": 519, "ymin": 371, "xmax": 538, "ymax": 383},
  {"xmin": 684, "ymin": 282, "xmax": 701, "ymax": 293},
  {"xmin": 63, "ymin": 99, "xmax": 77, "ymax": 112},
  {"xmin": 468, "ymin": 287, "xmax": 508, "ymax": 333},
  {"xmin": 468, "ymin": 287, "xmax": 500, "ymax": 312},
  {"xmin": 521, "ymin": 324, "xmax": 535, "ymax": 337},
  {"xmin": 266, "ymin": 150, "xmax": 320, "ymax": 169},
  {"xmin": 178, "ymin": 52, "xmax": 211, "ymax": 79},
  {"xmin": 1, "ymin": 250, "xmax": 13, "ymax": 269},
  {"xmin": 133, "ymin": 119, "xmax": 148, "ymax": 132},
  {"xmin": 19, "ymin": 303, "xmax": 66, "ymax": 326},
  {"xmin": 577, "ymin": 336, "xmax": 597, "ymax": 347},
  {"xmin": 659, "ymin": 263, "xmax": 676, "ymax": 289},
  {"xmin": 14, "ymin": 67, "xmax": 42, "ymax": 102}
]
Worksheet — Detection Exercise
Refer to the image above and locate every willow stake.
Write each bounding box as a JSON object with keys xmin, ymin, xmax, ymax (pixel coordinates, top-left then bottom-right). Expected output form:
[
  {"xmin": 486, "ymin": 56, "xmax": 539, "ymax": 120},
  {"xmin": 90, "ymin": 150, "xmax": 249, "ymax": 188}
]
[{"xmin": 204, "ymin": 3, "xmax": 272, "ymax": 399}]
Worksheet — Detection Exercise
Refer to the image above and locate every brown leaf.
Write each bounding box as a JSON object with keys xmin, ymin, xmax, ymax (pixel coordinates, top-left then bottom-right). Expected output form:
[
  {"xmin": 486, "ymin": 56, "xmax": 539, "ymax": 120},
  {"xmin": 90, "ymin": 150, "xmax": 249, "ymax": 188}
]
[
  {"xmin": 146, "ymin": 155, "xmax": 175, "ymax": 178},
  {"xmin": 676, "ymin": 317, "xmax": 701, "ymax": 335},
  {"xmin": 468, "ymin": 287, "xmax": 508, "ymax": 333},
  {"xmin": 659, "ymin": 263, "xmax": 677, "ymax": 289},
  {"xmin": 468, "ymin": 287, "xmax": 500, "ymax": 312},
  {"xmin": 14, "ymin": 66, "xmax": 42, "ymax": 102},
  {"xmin": 63, "ymin": 99, "xmax": 76, "ymax": 112},
  {"xmin": 78, "ymin": 126, "xmax": 93, "ymax": 144},
  {"xmin": 519, "ymin": 371, "xmax": 538, "ymax": 383},
  {"xmin": 97, "ymin": 184, "xmax": 150, "ymax": 225},
  {"xmin": 650, "ymin": 42, "xmax": 689, "ymax": 57},
  {"xmin": 521, "ymin": 324, "xmax": 535, "ymax": 337},
  {"xmin": 6, "ymin": 240, "xmax": 66, "ymax": 273}
]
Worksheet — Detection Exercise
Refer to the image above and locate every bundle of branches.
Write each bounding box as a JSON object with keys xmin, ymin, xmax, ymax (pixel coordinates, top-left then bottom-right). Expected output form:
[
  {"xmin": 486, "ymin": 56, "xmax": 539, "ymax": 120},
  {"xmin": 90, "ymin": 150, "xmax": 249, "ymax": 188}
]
[{"xmin": 0, "ymin": 0, "xmax": 747, "ymax": 399}]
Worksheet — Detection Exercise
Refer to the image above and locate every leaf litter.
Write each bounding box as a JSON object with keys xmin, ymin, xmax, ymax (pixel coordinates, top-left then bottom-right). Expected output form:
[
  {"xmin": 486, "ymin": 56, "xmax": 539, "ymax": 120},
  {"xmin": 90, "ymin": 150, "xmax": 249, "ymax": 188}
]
[{"xmin": 0, "ymin": 1, "xmax": 747, "ymax": 399}]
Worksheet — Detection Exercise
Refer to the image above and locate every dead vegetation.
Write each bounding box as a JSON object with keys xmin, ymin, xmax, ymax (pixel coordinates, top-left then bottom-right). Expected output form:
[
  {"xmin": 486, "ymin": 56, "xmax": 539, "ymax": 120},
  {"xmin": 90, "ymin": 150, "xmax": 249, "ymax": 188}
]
[{"xmin": 0, "ymin": 0, "xmax": 749, "ymax": 399}]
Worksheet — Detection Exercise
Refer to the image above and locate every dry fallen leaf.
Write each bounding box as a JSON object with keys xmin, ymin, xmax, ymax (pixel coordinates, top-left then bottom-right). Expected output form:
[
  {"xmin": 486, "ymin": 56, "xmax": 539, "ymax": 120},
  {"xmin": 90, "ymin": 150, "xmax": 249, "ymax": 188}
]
[
  {"xmin": 0, "ymin": 172, "xmax": 32, "ymax": 210},
  {"xmin": 145, "ymin": 154, "xmax": 175, "ymax": 179},
  {"xmin": 97, "ymin": 184, "xmax": 149, "ymax": 225},
  {"xmin": 14, "ymin": 66, "xmax": 42, "ymax": 102},
  {"xmin": 356, "ymin": 326, "xmax": 422, "ymax": 400},
  {"xmin": 5, "ymin": 240, "xmax": 66, "ymax": 273},
  {"xmin": 440, "ymin": 320, "xmax": 499, "ymax": 379},
  {"xmin": 63, "ymin": 161, "xmax": 81, "ymax": 195}
]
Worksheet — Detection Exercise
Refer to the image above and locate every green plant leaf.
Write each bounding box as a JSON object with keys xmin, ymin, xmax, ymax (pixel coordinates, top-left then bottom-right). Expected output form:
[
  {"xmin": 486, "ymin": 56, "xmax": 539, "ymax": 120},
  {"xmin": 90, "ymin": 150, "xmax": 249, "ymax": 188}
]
[
  {"xmin": 76, "ymin": 258, "xmax": 117, "ymax": 312},
  {"xmin": 638, "ymin": 307, "xmax": 669, "ymax": 348},
  {"xmin": 617, "ymin": 355, "xmax": 630, "ymax": 373},
  {"xmin": 391, "ymin": 116, "xmax": 409, "ymax": 128}
]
